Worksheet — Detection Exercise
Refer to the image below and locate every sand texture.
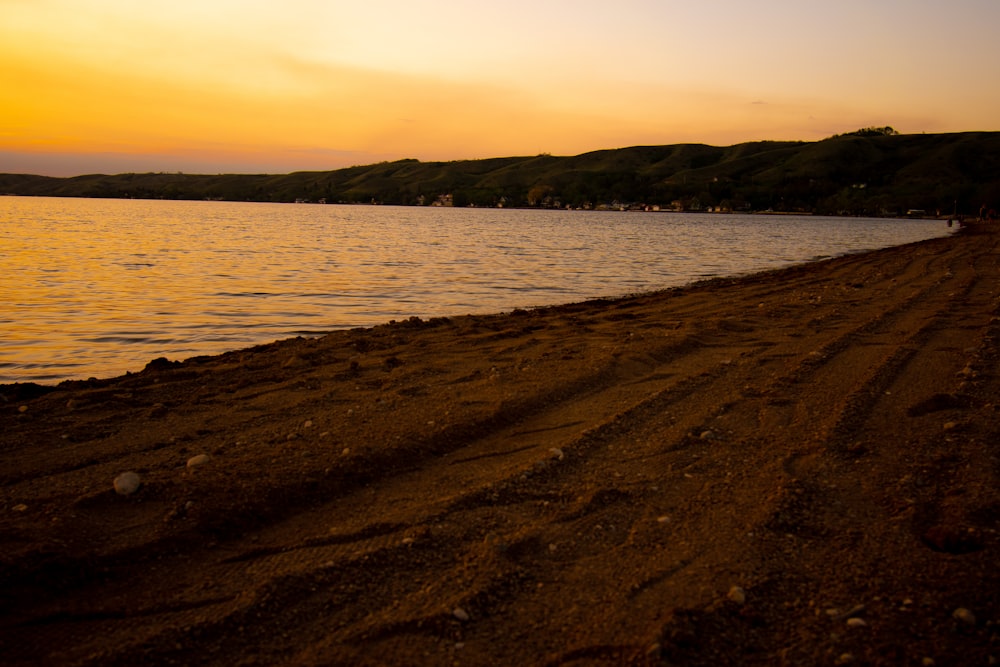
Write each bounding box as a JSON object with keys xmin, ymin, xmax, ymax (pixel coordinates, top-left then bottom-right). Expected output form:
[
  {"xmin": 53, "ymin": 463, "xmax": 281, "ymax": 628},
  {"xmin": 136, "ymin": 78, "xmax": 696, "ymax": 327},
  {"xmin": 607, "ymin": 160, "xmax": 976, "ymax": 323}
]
[{"xmin": 2, "ymin": 223, "xmax": 999, "ymax": 666}]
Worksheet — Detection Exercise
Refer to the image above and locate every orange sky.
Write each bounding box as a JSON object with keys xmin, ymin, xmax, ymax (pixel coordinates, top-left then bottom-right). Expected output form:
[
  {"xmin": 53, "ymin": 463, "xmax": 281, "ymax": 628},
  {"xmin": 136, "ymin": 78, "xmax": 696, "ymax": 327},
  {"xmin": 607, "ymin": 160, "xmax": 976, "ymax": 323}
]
[{"xmin": 3, "ymin": 0, "xmax": 999, "ymax": 176}]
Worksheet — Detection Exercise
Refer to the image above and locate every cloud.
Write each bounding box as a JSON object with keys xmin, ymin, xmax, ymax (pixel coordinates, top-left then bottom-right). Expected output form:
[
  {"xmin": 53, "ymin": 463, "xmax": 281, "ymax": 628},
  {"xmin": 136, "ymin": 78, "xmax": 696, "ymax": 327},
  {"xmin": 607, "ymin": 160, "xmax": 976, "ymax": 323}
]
[{"xmin": 3, "ymin": 0, "xmax": 998, "ymax": 176}]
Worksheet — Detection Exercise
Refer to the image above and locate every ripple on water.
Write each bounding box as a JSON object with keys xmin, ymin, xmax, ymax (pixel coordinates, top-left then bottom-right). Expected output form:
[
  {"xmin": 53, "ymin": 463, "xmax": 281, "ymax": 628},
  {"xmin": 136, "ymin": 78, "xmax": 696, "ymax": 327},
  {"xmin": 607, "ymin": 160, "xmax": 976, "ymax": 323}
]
[{"xmin": 0, "ymin": 198, "xmax": 953, "ymax": 383}]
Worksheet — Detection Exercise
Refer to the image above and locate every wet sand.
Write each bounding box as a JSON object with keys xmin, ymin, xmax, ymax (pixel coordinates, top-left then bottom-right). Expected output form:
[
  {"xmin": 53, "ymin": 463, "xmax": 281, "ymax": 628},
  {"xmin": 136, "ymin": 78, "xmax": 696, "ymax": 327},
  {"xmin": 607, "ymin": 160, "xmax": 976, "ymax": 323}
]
[{"xmin": 2, "ymin": 222, "xmax": 998, "ymax": 666}]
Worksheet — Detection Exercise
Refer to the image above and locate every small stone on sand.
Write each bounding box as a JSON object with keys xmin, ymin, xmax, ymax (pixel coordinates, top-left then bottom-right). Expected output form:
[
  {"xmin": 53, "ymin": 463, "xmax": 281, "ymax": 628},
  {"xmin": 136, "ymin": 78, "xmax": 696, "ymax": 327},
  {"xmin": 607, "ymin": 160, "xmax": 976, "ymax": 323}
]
[
  {"xmin": 452, "ymin": 607, "xmax": 469, "ymax": 622},
  {"xmin": 114, "ymin": 471, "xmax": 142, "ymax": 496},
  {"xmin": 727, "ymin": 586, "xmax": 746, "ymax": 604},
  {"xmin": 186, "ymin": 454, "xmax": 211, "ymax": 468},
  {"xmin": 952, "ymin": 607, "xmax": 976, "ymax": 625}
]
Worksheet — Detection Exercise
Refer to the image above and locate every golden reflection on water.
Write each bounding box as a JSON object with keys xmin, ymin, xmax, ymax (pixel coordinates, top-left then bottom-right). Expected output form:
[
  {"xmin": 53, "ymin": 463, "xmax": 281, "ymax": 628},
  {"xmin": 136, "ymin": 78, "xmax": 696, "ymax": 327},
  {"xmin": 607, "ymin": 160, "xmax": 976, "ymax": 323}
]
[{"xmin": 0, "ymin": 197, "xmax": 951, "ymax": 383}]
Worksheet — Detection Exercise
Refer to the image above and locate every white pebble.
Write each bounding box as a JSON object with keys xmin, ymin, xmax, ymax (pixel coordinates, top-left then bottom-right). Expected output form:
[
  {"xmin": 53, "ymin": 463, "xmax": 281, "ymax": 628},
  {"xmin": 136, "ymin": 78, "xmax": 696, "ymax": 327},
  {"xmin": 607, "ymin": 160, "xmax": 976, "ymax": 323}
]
[
  {"xmin": 953, "ymin": 607, "xmax": 976, "ymax": 625},
  {"xmin": 186, "ymin": 454, "xmax": 210, "ymax": 468},
  {"xmin": 114, "ymin": 471, "xmax": 142, "ymax": 496},
  {"xmin": 452, "ymin": 607, "xmax": 469, "ymax": 622},
  {"xmin": 727, "ymin": 586, "xmax": 746, "ymax": 605}
]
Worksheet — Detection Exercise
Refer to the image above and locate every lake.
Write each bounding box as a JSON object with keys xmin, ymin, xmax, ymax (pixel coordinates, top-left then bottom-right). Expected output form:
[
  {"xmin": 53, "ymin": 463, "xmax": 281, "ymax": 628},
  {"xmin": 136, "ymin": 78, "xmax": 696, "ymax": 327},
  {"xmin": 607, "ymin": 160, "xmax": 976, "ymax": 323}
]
[{"xmin": 0, "ymin": 196, "xmax": 954, "ymax": 384}]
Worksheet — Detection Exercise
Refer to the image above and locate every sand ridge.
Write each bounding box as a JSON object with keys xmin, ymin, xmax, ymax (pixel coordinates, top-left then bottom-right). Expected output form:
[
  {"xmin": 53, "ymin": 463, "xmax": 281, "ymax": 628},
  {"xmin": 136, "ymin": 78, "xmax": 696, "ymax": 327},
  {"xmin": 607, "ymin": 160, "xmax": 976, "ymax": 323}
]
[{"xmin": 1, "ymin": 222, "xmax": 998, "ymax": 665}]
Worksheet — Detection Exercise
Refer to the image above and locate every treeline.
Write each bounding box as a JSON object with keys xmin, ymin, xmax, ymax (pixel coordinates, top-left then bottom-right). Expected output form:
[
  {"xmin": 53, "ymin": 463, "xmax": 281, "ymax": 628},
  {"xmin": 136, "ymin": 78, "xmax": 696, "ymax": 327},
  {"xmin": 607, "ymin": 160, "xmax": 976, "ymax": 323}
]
[{"xmin": 2, "ymin": 132, "xmax": 998, "ymax": 216}]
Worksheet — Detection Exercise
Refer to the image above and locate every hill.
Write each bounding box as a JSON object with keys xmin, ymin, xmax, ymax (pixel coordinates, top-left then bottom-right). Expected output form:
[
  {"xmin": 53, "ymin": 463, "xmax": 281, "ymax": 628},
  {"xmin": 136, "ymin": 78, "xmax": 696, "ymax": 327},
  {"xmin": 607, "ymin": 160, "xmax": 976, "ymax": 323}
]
[{"xmin": 2, "ymin": 132, "xmax": 999, "ymax": 216}]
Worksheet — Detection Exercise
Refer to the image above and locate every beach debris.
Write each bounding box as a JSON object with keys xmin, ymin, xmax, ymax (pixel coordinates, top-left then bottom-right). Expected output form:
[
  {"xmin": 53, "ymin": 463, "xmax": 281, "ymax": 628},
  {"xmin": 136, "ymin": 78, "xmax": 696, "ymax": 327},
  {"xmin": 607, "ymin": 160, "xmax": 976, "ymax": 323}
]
[
  {"xmin": 282, "ymin": 355, "xmax": 307, "ymax": 368},
  {"xmin": 186, "ymin": 454, "xmax": 211, "ymax": 469},
  {"xmin": 452, "ymin": 607, "xmax": 470, "ymax": 622},
  {"xmin": 952, "ymin": 607, "xmax": 976, "ymax": 625},
  {"xmin": 114, "ymin": 471, "xmax": 142, "ymax": 496},
  {"xmin": 957, "ymin": 365, "xmax": 977, "ymax": 379},
  {"xmin": 829, "ymin": 603, "xmax": 866, "ymax": 621},
  {"xmin": 727, "ymin": 586, "xmax": 746, "ymax": 605}
]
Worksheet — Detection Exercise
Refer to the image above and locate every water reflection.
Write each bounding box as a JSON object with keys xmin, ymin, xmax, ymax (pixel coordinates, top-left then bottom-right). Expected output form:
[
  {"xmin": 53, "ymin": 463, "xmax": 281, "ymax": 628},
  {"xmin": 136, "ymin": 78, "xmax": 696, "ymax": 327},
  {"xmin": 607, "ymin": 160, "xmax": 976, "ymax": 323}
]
[{"xmin": 0, "ymin": 197, "xmax": 952, "ymax": 383}]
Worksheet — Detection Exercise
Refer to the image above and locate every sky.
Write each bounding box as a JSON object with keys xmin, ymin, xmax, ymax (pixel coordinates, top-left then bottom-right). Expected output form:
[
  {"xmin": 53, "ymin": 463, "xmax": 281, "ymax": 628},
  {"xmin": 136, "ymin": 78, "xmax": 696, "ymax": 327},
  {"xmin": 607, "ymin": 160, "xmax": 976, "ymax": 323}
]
[{"xmin": 3, "ymin": 0, "xmax": 999, "ymax": 176}]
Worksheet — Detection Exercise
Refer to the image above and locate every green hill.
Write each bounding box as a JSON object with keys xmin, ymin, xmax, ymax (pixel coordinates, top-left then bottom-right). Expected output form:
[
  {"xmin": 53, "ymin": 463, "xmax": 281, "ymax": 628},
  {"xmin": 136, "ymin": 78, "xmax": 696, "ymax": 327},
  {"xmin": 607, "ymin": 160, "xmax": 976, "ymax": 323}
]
[{"xmin": 2, "ymin": 132, "xmax": 998, "ymax": 216}]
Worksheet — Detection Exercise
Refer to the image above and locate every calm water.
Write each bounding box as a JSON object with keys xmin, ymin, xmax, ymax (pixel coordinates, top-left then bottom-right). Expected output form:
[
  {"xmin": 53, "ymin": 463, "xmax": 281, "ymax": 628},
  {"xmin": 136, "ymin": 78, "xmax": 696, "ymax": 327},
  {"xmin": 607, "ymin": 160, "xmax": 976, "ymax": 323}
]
[{"xmin": 1, "ymin": 196, "xmax": 953, "ymax": 384}]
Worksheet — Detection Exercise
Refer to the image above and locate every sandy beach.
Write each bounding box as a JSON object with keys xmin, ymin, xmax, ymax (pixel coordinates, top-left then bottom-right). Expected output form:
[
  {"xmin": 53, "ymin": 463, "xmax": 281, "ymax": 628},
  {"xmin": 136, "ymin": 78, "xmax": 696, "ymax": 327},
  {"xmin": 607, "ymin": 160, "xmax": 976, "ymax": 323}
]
[{"xmin": 2, "ymin": 221, "xmax": 998, "ymax": 666}]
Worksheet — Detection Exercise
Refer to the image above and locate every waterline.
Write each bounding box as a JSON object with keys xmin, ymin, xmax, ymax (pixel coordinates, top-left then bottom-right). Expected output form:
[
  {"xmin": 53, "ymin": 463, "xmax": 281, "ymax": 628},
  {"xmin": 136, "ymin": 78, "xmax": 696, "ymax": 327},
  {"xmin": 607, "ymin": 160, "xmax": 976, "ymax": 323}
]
[{"xmin": 1, "ymin": 197, "xmax": 953, "ymax": 383}]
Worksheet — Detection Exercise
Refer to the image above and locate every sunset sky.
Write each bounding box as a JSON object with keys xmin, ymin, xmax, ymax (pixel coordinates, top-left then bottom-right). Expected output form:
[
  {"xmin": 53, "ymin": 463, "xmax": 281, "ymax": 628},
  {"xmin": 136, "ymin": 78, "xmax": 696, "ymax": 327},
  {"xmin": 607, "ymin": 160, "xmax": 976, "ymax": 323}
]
[{"xmin": 3, "ymin": 0, "xmax": 999, "ymax": 176}]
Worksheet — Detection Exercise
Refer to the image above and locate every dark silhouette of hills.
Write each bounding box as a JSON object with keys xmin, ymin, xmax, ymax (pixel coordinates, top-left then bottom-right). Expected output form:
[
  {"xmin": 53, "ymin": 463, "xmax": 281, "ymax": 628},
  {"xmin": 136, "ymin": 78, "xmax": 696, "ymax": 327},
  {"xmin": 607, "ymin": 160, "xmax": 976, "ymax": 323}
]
[{"xmin": 2, "ymin": 131, "xmax": 998, "ymax": 216}]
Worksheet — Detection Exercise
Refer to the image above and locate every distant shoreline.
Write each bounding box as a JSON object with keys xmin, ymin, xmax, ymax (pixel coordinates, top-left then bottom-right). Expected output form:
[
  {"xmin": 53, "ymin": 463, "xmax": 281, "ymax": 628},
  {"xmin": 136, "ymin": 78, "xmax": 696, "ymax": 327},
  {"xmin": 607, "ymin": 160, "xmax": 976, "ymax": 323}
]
[
  {"xmin": 0, "ymin": 192, "xmax": 961, "ymax": 221},
  {"xmin": 2, "ymin": 131, "xmax": 997, "ymax": 215}
]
